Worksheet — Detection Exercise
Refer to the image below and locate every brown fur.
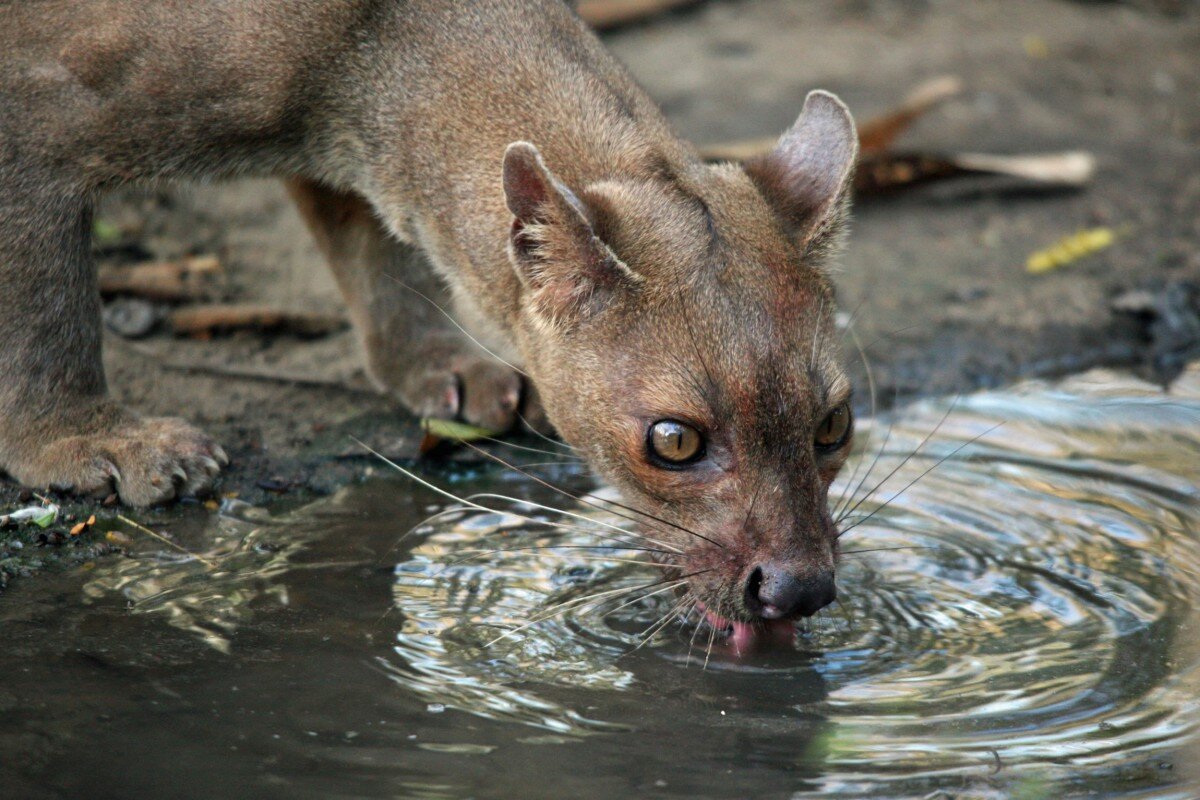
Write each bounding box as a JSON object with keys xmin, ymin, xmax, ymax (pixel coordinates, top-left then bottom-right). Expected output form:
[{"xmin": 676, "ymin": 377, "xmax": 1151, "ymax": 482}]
[{"xmin": 1, "ymin": 0, "xmax": 857, "ymax": 622}]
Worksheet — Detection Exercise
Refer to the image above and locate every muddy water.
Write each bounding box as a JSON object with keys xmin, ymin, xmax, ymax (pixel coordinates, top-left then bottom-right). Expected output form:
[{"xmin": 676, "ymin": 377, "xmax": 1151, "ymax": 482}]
[{"xmin": 4, "ymin": 369, "xmax": 1200, "ymax": 800}]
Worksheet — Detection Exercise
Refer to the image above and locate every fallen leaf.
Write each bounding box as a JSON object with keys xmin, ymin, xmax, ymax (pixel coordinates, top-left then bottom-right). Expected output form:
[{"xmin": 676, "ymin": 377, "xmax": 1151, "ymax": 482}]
[
  {"xmin": 419, "ymin": 418, "xmax": 505, "ymax": 457},
  {"xmin": 421, "ymin": 418, "xmax": 501, "ymax": 442},
  {"xmin": 1026, "ymin": 227, "xmax": 1117, "ymax": 274},
  {"xmin": 1024, "ymin": 35, "xmax": 1050, "ymax": 59}
]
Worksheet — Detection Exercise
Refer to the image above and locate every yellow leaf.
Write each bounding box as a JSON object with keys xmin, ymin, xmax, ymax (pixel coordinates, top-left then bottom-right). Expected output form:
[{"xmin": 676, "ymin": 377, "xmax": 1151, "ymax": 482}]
[
  {"xmin": 1026, "ymin": 227, "xmax": 1116, "ymax": 274},
  {"xmin": 421, "ymin": 418, "xmax": 501, "ymax": 442}
]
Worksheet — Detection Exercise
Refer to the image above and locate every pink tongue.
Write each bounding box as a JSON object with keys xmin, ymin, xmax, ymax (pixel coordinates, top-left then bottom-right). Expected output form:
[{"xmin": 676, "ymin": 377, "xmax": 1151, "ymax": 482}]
[{"xmin": 701, "ymin": 607, "xmax": 796, "ymax": 655}]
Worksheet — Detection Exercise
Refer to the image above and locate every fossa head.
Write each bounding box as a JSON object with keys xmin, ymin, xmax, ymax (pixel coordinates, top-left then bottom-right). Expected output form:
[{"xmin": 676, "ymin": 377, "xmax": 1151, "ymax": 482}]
[{"xmin": 501, "ymin": 91, "xmax": 859, "ymax": 641}]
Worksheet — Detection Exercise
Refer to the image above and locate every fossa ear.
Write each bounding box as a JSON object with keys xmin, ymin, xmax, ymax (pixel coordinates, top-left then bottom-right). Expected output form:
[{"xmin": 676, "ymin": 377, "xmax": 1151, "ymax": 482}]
[
  {"xmin": 743, "ymin": 90, "xmax": 858, "ymax": 257},
  {"xmin": 502, "ymin": 142, "xmax": 639, "ymax": 326}
]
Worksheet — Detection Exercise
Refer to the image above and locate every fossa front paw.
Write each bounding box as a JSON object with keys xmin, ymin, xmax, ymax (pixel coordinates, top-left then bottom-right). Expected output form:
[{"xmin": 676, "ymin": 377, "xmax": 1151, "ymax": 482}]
[
  {"xmin": 5, "ymin": 413, "xmax": 228, "ymax": 507},
  {"xmin": 400, "ymin": 355, "xmax": 524, "ymax": 432}
]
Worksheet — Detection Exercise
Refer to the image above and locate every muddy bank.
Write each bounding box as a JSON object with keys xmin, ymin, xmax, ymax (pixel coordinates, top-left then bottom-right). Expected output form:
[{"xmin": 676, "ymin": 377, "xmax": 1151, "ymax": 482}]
[{"xmin": 2, "ymin": 0, "xmax": 1198, "ymax": 584}]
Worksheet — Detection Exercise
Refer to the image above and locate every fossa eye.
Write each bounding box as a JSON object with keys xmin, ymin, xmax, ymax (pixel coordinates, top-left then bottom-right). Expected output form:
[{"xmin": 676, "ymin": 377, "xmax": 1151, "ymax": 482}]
[
  {"xmin": 648, "ymin": 420, "xmax": 704, "ymax": 466},
  {"xmin": 815, "ymin": 403, "xmax": 853, "ymax": 450}
]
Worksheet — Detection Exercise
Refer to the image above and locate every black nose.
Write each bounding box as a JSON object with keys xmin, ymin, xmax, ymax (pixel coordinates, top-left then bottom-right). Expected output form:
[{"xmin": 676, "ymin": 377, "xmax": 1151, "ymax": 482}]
[{"xmin": 746, "ymin": 564, "xmax": 836, "ymax": 619}]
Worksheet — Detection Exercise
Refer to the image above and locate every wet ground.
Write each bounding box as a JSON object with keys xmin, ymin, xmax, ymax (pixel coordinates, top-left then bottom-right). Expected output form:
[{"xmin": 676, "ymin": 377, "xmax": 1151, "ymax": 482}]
[{"xmin": 4, "ymin": 368, "xmax": 1199, "ymax": 799}]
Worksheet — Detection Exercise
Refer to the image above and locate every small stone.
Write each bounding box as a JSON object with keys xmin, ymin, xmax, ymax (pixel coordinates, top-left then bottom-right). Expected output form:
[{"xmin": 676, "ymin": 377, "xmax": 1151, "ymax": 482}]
[{"xmin": 102, "ymin": 298, "xmax": 162, "ymax": 339}]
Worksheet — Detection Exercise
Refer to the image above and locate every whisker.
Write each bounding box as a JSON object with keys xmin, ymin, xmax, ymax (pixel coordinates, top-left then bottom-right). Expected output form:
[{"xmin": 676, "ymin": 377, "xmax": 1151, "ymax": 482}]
[
  {"xmin": 838, "ymin": 422, "xmax": 1004, "ymax": 538},
  {"xmin": 459, "ymin": 441, "xmax": 723, "ymax": 550},
  {"xmin": 516, "ymin": 412, "xmax": 581, "ymax": 453},
  {"xmin": 859, "ymin": 321, "xmax": 929, "ymax": 354},
  {"xmin": 354, "ymin": 441, "xmax": 678, "ymax": 564},
  {"xmin": 682, "ymin": 313, "xmax": 720, "ymax": 397},
  {"xmin": 810, "ymin": 297, "xmax": 827, "ymax": 365},
  {"xmin": 830, "ymin": 598, "xmax": 854, "ymax": 632},
  {"xmin": 587, "ymin": 493, "xmax": 723, "ymax": 550},
  {"xmin": 513, "ymin": 460, "xmax": 584, "ymax": 470},
  {"xmin": 467, "ymin": 492, "xmax": 682, "ymax": 553},
  {"xmin": 484, "ymin": 571, "xmax": 705, "ymax": 647},
  {"xmin": 605, "ymin": 581, "xmax": 688, "ymax": 619},
  {"xmin": 840, "ymin": 545, "xmax": 939, "ymax": 555},
  {"xmin": 442, "ymin": 545, "xmax": 671, "ymax": 570},
  {"xmin": 836, "ymin": 394, "xmax": 962, "ymax": 525},
  {"xmin": 385, "ymin": 490, "xmax": 641, "ymax": 560},
  {"xmin": 628, "ymin": 596, "xmax": 693, "ymax": 654},
  {"xmin": 703, "ymin": 615, "xmax": 717, "ymax": 670},
  {"xmin": 478, "ymin": 435, "xmax": 583, "ymax": 460},
  {"xmin": 839, "ymin": 297, "xmax": 868, "ymax": 333},
  {"xmin": 685, "ymin": 600, "xmax": 707, "ymax": 667},
  {"xmin": 740, "ymin": 474, "xmax": 765, "ymax": 534},
  {"xmin": 384, "ymin": 274, "xmax": 529, "ymax": 378},
  {"xmin": 831, "ymin": 320, "xmax": 880, "ymax": 520},
  {"xmin": 614, "ymin": 595, "xmax": 695, "ymax": 662},
  {"xmin": 834, "ymin": 406, "xmax": 896, "ymax": 522}
]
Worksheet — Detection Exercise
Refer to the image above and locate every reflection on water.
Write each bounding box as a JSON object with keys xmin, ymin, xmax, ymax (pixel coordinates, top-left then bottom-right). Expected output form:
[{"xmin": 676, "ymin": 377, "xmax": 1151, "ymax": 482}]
[{"xmin": 4, "ymin": 367, "xmax": 1200, "ymax": 799}]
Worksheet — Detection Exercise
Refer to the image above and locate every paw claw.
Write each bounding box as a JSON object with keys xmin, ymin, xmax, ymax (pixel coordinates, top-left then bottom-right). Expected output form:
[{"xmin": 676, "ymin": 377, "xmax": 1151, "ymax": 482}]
[
  {"xmin": 8, "ymin": 414, "xmax": 226, "ymax": 507},
  {"xmin": 213, "ymin": 445, "xmax": 230, "ymax": 467}
]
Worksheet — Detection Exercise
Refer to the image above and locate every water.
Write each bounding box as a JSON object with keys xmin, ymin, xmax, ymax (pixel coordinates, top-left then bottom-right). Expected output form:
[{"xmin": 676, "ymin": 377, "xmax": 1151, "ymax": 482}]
[{"xmin": 3, "ymin": 367, "xmax": 1199, "ymax": 799}]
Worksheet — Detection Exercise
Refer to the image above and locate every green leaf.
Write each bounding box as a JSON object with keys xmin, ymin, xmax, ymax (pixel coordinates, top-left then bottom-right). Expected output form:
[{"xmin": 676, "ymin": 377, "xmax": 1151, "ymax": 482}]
[
  {"xmin": 421, "ymin": 418, "xmax": 500, "ymax": 442},
  {"xmin": 32, "ymin": 507, "xmax": 58, "ymax": 528}
]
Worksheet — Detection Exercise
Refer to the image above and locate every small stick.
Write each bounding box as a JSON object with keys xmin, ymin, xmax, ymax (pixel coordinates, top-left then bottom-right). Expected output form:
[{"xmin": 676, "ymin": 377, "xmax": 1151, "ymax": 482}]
[
  {"xmin": 99, "ymin": 255, "xmax": 223, "ymax": 302},
  {"xmin": 168, "ymin": 304, "xmax": 348, "ymax": 338},
  {"xmin": 116, "ymin": 514, "xmax": 218, "ymax": 569},
  {"xmin": 575, "ymin": 0, "xmax": 699, "ymax": 29}
]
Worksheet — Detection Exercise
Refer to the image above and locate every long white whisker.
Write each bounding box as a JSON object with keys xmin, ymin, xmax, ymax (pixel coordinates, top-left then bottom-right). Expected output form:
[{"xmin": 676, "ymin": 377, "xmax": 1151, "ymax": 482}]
[
  {"xmin": 478, "ymin": 435, "xmax": 583, "ymax": 460},
  {"xmin": 384, "ymin": 274, "xmax": 530, "ymax": 378},
  {"xmin": 517, "ymin": 412, "xmax": 581, "ymax": 453},
  {"xmin": 839, "ymin": 422, "xmax": 1004, "ymax": 537},
  {"xmin": 703, "ymin": 616, "xmax": 717, "ymax": 670},
  {"xmin": 484, "ymin": 578, "xmax": 689, "ymax": 647},
  {"xmin": 466, "ymin": 492, "xmax": 682, "ymax": 552},
  {"xmin": 837, "ymin": 395, "xmax": 962, "ymax": 525},
  {"xmin": 628, "ymin": 597, "xmax": 692, "ymax": 653},
  {"xmin": 832, "ymin": 320, "xmax": 878, "ymax": 520},
  {"xmin": 443, "ymin": 547, "xmax": 671, "ymax": 570}
]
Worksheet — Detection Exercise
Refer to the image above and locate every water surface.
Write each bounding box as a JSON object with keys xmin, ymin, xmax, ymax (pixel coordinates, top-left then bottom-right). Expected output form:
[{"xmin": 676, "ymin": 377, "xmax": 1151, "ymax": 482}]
[{"xmin": 3, "ymin": 368, "xmax": 1199, "ymax": 799}]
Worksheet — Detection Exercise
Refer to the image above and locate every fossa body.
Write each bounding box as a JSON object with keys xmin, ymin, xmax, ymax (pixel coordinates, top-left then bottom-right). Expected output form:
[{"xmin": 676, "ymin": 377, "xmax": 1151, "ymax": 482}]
[{"xmin": 0, "ymin": 0, "xmax": 858, "ymax": 631}]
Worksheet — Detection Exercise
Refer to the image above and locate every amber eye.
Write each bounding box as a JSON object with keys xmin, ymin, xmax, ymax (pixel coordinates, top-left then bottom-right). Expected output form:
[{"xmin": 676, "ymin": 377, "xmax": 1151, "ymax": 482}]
[
  {"xmin": 648, "ymin": 420, "xmax": 705, "ymax": 466},
  {"xmin": 815, "ymin": 403, "xmax": 853, "ymax": 450}
]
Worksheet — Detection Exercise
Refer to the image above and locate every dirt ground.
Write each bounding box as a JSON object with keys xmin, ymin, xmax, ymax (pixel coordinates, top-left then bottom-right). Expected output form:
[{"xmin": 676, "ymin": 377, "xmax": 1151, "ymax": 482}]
[{"xmin": 2, "ymin": 0, "xmax": 1198, "ymax": 523}]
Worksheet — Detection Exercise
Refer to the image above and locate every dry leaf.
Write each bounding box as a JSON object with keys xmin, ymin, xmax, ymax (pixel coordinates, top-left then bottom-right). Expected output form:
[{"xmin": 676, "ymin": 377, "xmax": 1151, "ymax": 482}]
[{"xmin": 419, "ymin": 418, "xmax": 502, "ymax": 456}]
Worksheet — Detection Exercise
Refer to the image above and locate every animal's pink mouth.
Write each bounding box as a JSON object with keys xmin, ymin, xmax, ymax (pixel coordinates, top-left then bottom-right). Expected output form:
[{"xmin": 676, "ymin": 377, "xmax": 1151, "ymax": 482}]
[{"xmin": 698, "ymin": 603, "xmax": 797, "ymax": 655}]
